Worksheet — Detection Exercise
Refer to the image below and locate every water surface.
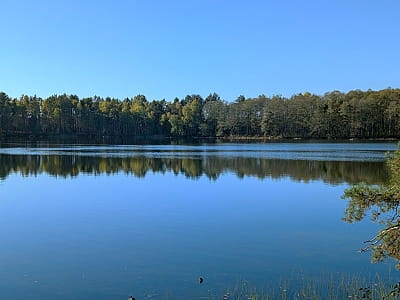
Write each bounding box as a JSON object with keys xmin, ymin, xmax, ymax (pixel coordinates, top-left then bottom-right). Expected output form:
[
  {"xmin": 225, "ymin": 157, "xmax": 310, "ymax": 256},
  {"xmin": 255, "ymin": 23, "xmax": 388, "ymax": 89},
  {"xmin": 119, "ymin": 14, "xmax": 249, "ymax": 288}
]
[{"xmin": 0, "ymin": 142, "xmax": 398, "ymax": 299}]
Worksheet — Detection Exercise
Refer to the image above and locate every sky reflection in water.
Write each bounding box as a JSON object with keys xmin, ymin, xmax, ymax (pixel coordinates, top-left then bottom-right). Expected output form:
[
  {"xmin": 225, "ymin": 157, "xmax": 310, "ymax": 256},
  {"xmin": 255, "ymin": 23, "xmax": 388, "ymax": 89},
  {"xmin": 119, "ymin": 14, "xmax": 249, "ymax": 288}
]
[{"xmin": 0, "ymin": 142, "xmax": 398, "ymax": 299}]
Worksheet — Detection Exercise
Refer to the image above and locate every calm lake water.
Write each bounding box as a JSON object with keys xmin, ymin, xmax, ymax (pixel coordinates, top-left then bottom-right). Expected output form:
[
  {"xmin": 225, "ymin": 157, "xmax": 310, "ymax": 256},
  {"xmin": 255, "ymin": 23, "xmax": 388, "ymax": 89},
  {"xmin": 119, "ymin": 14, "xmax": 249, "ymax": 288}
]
[{"xmin": 0, "ymin": 141, "xmax": 398, "ymax": 299}]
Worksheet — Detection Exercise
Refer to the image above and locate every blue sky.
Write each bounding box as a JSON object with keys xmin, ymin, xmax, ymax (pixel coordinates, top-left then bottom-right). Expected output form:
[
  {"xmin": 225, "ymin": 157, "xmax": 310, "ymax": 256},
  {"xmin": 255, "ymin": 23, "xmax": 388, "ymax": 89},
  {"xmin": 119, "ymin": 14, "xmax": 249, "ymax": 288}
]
[{"xmin": 1, "ymin": 0, "xmax": 399, "ymax": 102}]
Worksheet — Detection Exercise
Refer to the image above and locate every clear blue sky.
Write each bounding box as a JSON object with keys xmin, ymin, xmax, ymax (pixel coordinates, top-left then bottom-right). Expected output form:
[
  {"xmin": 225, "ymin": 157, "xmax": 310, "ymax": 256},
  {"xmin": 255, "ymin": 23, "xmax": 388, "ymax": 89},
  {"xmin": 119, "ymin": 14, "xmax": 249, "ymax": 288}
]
[{"xmin": 1, "ymin": 0, "xmax": 399, "ymax": 102}]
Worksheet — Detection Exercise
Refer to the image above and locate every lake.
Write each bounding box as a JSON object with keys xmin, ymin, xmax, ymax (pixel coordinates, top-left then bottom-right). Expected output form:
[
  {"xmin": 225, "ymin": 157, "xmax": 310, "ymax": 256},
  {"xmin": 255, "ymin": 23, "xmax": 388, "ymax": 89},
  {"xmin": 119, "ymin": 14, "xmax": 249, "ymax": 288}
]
[{"xmin": 0, "ymin": 141, "xmax": 398, "ymax": 299}]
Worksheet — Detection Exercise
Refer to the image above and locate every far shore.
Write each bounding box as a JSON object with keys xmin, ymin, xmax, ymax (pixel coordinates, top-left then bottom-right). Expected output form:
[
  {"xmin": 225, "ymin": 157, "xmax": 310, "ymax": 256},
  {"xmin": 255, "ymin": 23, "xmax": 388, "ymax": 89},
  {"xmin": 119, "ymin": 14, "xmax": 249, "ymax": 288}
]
[{"xmin": 0, "ymin": 133, "xmax": 398, "ymax": 144}]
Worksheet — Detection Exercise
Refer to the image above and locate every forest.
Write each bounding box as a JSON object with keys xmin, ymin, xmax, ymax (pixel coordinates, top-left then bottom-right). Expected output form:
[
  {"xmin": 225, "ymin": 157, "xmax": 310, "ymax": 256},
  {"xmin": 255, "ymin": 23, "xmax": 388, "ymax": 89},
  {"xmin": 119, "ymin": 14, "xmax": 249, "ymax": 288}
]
[{"xmin": 0, "ymin": 88, "xmax": 399, "ymax": 139}]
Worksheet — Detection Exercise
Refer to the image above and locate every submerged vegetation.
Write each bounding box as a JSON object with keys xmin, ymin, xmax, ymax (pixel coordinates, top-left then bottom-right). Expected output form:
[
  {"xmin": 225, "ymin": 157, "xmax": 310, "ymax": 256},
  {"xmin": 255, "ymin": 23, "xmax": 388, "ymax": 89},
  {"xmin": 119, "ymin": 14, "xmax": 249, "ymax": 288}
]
[{"xmin": 1, "ymin": 88, "xmax": 400, "ymax": 139}]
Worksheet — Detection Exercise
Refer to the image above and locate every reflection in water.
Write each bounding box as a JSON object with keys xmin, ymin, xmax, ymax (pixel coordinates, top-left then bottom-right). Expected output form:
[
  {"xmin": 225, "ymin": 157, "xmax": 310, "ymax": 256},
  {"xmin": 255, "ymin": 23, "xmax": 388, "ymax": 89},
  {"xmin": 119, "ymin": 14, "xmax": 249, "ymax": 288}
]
[
  {"xmin": 0, "ymin": 143, "xmax": 397, "ymax": 299},
  {"xmin": 0, "ymin": 153, "xmax": 389, "ymax": 184}
]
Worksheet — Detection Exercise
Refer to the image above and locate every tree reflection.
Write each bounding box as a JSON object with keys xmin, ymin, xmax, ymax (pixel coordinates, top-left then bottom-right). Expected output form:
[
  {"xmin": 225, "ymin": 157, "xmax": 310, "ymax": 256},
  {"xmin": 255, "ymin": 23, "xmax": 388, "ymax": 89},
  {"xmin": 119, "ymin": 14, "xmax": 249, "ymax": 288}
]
[{"xmin": 0, "ymin": 153, "xmax": 388, "ymax": 185}]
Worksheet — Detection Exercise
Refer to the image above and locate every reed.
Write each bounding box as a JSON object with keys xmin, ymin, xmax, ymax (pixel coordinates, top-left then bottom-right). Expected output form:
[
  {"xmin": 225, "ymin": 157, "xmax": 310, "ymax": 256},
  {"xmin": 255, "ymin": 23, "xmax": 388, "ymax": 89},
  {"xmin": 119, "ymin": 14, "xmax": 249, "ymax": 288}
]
[{"xmin": 217, "ymin": 274, "xmax": 400, "ymax": 300}]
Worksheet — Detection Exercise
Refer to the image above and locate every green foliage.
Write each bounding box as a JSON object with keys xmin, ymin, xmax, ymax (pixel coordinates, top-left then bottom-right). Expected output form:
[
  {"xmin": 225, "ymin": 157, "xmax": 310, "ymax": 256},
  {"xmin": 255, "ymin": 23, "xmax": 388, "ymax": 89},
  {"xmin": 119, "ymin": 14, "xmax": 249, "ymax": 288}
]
[
  {"xmin": 343, "ymin": 143, "xmax": 400, "ymax": 267},
  {"xmin": 1, "ymin": 88, "xmax": 400, "ymax": 139}
]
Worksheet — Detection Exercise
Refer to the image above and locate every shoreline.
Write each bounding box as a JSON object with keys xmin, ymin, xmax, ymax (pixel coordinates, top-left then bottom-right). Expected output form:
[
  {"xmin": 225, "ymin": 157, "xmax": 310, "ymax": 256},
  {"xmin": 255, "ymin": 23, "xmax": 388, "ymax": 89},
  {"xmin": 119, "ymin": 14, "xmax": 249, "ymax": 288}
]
[
  {"xmin": 0, "ymin": 134, "xmax": 398, "ymax": 142},
  {"xmin": 0, "ymin": 132, "xmax": 399, "ymax": 144}
]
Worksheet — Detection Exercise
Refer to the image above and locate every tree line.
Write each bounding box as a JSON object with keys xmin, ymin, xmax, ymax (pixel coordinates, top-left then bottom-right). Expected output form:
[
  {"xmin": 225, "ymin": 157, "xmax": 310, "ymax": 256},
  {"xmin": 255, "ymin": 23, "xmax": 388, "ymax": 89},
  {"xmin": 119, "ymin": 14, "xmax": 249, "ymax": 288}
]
[{"xmin": 0, "ymin": 88, "xmax": 399, "ymax": 139}]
